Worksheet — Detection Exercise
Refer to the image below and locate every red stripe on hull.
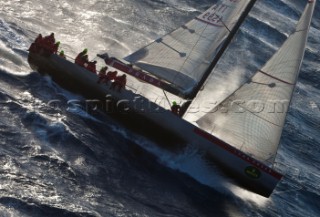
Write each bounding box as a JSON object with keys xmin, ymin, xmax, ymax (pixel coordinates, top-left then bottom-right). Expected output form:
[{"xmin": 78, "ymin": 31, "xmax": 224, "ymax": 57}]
[
  {"xmin": 194, "ymin": 128, "xmax": 283, "ymax": 180},
  {"xmin": 105, "ymin": 58, "xmax": 164, "ymax": 87}
]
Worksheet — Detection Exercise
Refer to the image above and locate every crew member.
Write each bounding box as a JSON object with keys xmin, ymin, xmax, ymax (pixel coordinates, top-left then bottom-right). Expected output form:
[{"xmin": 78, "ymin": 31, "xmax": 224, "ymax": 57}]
[
  {"xmin": 53, "ymin": 41, "xmax": 60, "ymax": 54},
  {"xmin": 171, "ymin": 101, "xmax": 181, "ymax": 116},
  {"xmin": 35, "ymin": 34, "xmax": 43, "ymax": 44},
  {"xmin": 87, "ymin": 61, "xmax": 97, "ymax": 74},
  {"xmin": 59, "ymin": 50, "xmax": 66, "ymax": 59},
  {"xmin": 43, "ymin": 33, "xmax": 55, "ymax": 45},
  {"xmin": 110, "ymin": 74, "xmax": 126, "ymax": 92},
  {"xmin": 75, "ymin": 49, "xmax": 88, "ymax": 66},
  {"xmin": 29, "ymin": 34, "xmax": 44, "ymax": 52},
  {"xmin": 105, "ymin": 70, "xmax": 118, "ymax": 82},
  {"xmin": 39, "ymin": 33, "xmax": 56, "ymax": 55},
  {"xmin": 97, "ymin": 66, "xmax": 108, "ymax": 83},
  {"xmin": 82, "ymin": 55, "xmax": 89, "ymax": 66}
]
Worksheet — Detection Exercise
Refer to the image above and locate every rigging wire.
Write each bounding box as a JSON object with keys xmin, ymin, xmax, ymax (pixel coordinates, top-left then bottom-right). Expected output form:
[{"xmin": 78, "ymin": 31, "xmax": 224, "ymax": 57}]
[{"xmin": 163, "ymin": 90, "xmax": 172, "ymax": 107}]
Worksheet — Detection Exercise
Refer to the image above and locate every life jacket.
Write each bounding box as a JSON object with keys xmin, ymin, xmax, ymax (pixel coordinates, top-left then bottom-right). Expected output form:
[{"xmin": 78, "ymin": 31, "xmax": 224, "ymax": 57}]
[
  {"xmin": 28, "ymin": 43, "xmax": 39, "ymax": 53},
  {"xmin": 171, "ymin": 104, "xmax": 181, "ymax": 115},
  {"xmin": 75, "ymin": 54, "xmax": 88, "ymax": 67},
  {"xmin": 45, "ymin": 34, "xmax": 55, "ymax": 45},
  {"xmin": 75, "ymin": 55, "xmax": 83, "ymax": 65},
  {"xmin": 38, "ymin": 35, "xmax": 55, "ymax": 55},
  {"xmin": 87, "ymin": 62, "xmax": 97, "ymax": 73},
  {"xmin": 75, "ymin": 52, "xmax": 84, "ymax": 64},
  {"xmin": 106, "ymin": 71, "xmax": 117, "ymax": 81},
  {"xmin": 98, "ymin": 68, "xmax": 108, "ymax": 81},
  {"xmin": 115, "ymin": 75, "xmax": 126, "ymax": 88},
  {"xmin": 52, "ymin": 43, "xmax": 59, "ymax": 54},
  {"xmin": 42, "ymin": 35, "xmax": 54, "ymax": 48},
  {"xmin": 29, "ymin": 34, "xmax": 42, "ymax": 53},
  {"xmin": 35, "ymin": 35, "xmax": 43, "ymax": 44}
]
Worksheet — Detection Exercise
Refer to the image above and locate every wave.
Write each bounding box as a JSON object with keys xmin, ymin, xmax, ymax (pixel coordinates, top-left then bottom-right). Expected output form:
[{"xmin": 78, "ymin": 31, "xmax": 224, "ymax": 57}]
[{"xmin": 0, "ymin": 197, "xmax": 97, "ymax": 217}]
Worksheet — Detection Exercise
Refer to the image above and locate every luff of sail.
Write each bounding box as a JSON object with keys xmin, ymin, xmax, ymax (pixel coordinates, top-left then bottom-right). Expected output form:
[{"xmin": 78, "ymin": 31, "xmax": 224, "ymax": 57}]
[
  {"xmin": 125, "ymin": 0, "xmax": 256, "ymax": 96},
  {"xmin": 195, "ymin": 0, "xmax": 316, "ymax": 165}
]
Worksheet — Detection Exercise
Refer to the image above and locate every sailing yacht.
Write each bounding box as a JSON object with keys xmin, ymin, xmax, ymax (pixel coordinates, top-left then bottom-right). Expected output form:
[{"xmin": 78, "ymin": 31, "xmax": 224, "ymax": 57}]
[{"xmin": 27, "ymin": 0, "xmax": 316, "ymax": 197}]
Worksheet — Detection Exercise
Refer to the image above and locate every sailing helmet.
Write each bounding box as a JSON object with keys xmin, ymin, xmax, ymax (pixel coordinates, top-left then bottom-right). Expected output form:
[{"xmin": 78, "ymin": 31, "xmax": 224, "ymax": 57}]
[{"xmin": 172, "ymin": 101, "xmax": 177, "ymax": 106}]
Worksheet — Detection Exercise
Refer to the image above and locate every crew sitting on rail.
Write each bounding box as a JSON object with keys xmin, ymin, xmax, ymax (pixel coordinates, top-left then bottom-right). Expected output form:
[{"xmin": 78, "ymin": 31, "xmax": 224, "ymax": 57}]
[
  {"xmin": 82, "ymin": 55, "xmax": 89, "ymax": 66},
  {"xmin": 59, "ymin": 50, "xmax": 66, "ymax": 59},
  {"xmin": 42, "ymin": 33, "xmax": 56, "ymax": 56},
  {"xmin": 97, "ymin": 69, "xmax": 118, "ymax": 84},
  {"xmin": 28, "ymin": 41, "xmax": 40, "ymax": 53},
  {"xmin": 106, "ymin": 70, "xmax": 118, "ymax": 82},
  {"xmin": 171, "ymin": 101, "xmax": 181, "ymax": 116},
  {"xmin": 53, "ymin": 41, "xmax": 60, "ymax": 54},
  {"xmin": 87, "ymin": 61, "xmax": 97, "ymax": 74},
  {"xmin": 110, "ymin": 74, "xmax": 126, "ymax": 92},
  {"xmin": 75, "ymin": 49, "xmax": 88, "ymax": 67},
  {"xmin": 28, "ymin": 34, "xmax": 43, "ymax": 53},
  {"xmin": 97, "ymin": 66, "xmax": 108, "ymax": 83},
  {"xmin": 35, "ymin": 34, "xmax": 43, "ymax": 44},
  {"xmin": 43, "ymin": 33, "xmax": 55, "ymax": 45},
  {"xmin": 29, "ymin": 33, "xmax": 56, "ymax": 55}
]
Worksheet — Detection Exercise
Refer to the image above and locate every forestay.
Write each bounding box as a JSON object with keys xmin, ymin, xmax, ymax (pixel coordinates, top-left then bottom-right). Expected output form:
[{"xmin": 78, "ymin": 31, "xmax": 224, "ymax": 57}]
[
  {"xmin": 194, "ymin": 0, "xmax": 316, "ymax": 165},
  {"xmin": 125, "ymin": 0, "xmax": 256, "ymax": 95}
]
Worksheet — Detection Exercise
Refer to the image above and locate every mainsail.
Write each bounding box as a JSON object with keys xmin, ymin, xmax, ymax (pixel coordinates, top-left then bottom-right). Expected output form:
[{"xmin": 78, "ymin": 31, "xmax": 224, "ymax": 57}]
[
  {"xmin": 192, "ymin": 0, "xmax": 316, "ymax": 165},
  {"xmin": 125, "ymin": 0, "xmax": 256, "ymax": 96}
]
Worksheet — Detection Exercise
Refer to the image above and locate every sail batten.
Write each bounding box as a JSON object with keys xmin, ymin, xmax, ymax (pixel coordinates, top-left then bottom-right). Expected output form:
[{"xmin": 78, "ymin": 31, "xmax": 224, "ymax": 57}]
[
  {"xmin": 258, "ymin": 70, "xmax": 295, "ymax": 85},
  {"xmin": 190, "ymin": 0, "xmax": 316, "ymax": 164},
  {"xmin": 125, "ymin": 0, "xmax": 257, "ymax": 95}
]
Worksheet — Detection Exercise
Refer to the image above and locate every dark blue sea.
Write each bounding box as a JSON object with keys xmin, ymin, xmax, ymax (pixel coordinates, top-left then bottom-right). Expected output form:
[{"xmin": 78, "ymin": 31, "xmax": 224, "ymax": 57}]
[{"xmin": 0, "ymin": 0, "xmax": 319, "ymax": 216}]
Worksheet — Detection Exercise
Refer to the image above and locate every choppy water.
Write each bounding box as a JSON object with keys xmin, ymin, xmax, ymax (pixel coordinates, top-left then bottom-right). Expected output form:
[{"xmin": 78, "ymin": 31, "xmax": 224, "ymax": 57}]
[{"xmin": 0, "ymin": 0, "xmax": 319, "ymax": 216}]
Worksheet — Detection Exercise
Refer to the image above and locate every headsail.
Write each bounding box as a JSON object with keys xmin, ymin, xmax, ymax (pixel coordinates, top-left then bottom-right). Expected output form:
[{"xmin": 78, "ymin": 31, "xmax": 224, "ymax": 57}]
[
  {"xmin": 125, "ymin": 0, "xmax": 257, "ymax": 96},
  {"xmin": 192, "ymin": 0, "xmax": 316, "ymax": 165}
]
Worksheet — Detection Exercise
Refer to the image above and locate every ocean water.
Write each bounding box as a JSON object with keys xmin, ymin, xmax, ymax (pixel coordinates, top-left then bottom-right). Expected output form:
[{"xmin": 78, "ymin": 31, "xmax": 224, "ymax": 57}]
[{"xmin": 0, "ymin": 0, "xmax": 320, "ymax": 216}]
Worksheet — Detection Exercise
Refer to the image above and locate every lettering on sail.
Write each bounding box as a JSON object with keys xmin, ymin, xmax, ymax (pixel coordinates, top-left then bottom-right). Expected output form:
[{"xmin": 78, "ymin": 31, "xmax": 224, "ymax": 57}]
[{"xmin": 196, "ymin": 0, "xmax": 240, "ymax": 27}]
